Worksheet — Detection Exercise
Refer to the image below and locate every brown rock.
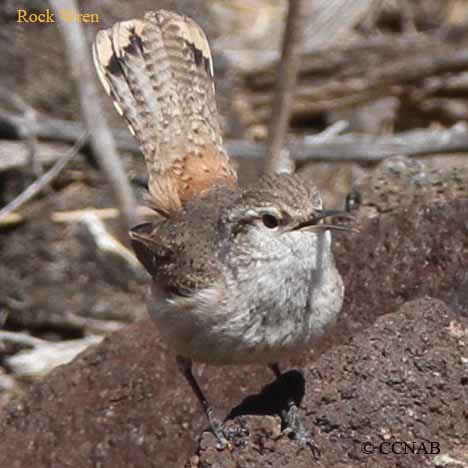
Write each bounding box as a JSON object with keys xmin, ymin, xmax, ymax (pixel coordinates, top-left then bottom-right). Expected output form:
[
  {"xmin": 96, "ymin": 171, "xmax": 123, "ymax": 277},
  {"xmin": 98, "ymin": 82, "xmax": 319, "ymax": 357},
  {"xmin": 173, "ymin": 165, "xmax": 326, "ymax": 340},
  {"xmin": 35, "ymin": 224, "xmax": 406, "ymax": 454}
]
[
  {"xmin": 334, "ymin": 198, "xmax": 468, "ymax": 329},
  {"xmin": 194, "ymin": 297, "xmax": 468, "ymax": 467}
]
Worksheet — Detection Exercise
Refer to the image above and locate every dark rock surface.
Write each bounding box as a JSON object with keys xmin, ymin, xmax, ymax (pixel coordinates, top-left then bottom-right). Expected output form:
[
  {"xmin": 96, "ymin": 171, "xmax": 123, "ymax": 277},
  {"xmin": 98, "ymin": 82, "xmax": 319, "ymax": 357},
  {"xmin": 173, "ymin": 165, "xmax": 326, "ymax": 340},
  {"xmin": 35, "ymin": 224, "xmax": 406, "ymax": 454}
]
[
  {"xmin": 194, "ymin": 297, "xmax": 468, "ymax": 468},
  {"xmin": 0, "ymin": 199, "xmax": 467, "ymax": 467},
  {"xmin": 332, "ymin": 197, "xmax": 468, "ymax": 351}
]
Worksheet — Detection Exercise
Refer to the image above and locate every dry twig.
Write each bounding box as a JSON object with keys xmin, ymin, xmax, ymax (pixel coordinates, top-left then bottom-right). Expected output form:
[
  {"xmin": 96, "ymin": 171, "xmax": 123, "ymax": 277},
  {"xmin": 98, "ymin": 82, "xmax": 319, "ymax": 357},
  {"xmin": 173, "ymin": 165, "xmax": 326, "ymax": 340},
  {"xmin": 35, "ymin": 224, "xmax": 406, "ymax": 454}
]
[
  {"xmin": 78, "ymin": 212, "xmax": 144, "ymax": 275},
  {"xmin": 49, "ymin": 0, "xmax": 138, "ymax": 230},
  {"xmin": 228, "ymin": 124, "xmax": 468, "ymax": 162},
  {"xmin": 264, "ymin": 0, "xmax": 304, "ymax": 174},
  {"xmin": 0, "ymin": 213, "xmax": 23, "ymax": 227},
  {"xmin": 2, "ymin": 332, "xmax": 103, "ymax": 377},
  {"xmin": 50, "ymin": 206, "xmax": 155, "ymax": 223},
  {"xmin": 0, "ymin": 133, "xmax": 87, "ymax": 222},
  {"xmin": 0, "ymin": 89, "xmax": 48, "ymax": 191},
  {"xmin": 0, "ymin": 139, "xmax": 78, "ymax": 172},
  {"xmin": 2, "ymin": 120, "xmax": 468, "ymax": 168}
]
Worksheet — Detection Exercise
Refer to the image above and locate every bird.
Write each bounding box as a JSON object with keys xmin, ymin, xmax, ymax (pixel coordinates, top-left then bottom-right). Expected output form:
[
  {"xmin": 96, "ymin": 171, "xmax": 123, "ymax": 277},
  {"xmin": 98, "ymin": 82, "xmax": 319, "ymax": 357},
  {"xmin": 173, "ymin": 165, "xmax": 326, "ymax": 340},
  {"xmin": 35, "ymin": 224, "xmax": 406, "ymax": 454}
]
[{"xmin": 93, "ymin": 9, "xmax": 351, "ymax": 450}]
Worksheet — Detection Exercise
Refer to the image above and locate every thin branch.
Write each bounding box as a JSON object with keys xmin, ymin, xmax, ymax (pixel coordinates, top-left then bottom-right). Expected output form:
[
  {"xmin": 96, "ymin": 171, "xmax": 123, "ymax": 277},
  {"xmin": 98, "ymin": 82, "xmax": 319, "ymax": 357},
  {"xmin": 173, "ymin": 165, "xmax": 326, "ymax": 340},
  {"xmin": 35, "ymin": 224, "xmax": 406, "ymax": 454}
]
[
  {"xmin": 50, "ymin": 206, "xmax": 155, "ymax": 223},
  {"xmin": 226, "ymin": 123, "xmax": 468, "ymax": 162},
  {"xmin": 0, "ymin": 213, "xmax": 23, "ymax": 226},
  {"xmin": 4, "ymin": 308, "xmax": 124, "ymax": 336},
  {"xmin": 0, "ymin": 331, "xmax": 47, "ymax": 348},
  {"xmin": 308, "ymin": 120, "xmax": 350, "ymax": 143},
  {"xmin": 2, "ymin": 120, "xmax": 468, "ymax": 170},
  {"xmin": 5, "ymin": 335, "xmax": 104, "ymax": 377},
  {"xmin": 0, "ymin": 133, "xmax": 87, "ymax": 221},
  {"xmin": 264, "ymin": 0, "xmax": 305, "ymax": 174},
  {"xmin": 0, "ymin": 112, "xmax": 140, "ymax": 156},
  {"xmin": 49, "ymin": 0, "xmax": 138, "ymax": 230},
  {"xmin": 0, "ymin": 88, "xmax": 37, "ymax": 118},
  {"xmin": 0, "ymin": 89, "xmax": 46, "ymax": 186},
  {"xmin": 249, "ymin": 47, "xmax": 468, "ymax": 119},
  {"xmin": 0, "ymin": 140, "xmax": 80, "ymax": 172},
  {"xmin": 248, "ymin": 21, "xmax": 468, "ymax": 83},
  {"xmin": 78, "ymin": 212, "xmax": 144, "ymax": 274}
]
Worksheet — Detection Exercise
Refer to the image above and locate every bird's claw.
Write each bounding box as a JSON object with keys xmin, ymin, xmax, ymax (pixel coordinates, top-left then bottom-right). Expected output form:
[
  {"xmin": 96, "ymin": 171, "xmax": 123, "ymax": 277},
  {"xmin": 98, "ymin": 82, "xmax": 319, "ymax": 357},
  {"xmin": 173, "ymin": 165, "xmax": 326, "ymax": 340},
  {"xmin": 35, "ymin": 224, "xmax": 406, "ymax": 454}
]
[
  {"xmin": 208, "ymin": 414, "xmax": 249, "ymax": 450},
  {"xmin": 281, "ymin": 404, "xmax": 320, "ymax": 458},
  {"xmin": 208, "ymin": 414, "xmax": 231, "ymax": 450}
]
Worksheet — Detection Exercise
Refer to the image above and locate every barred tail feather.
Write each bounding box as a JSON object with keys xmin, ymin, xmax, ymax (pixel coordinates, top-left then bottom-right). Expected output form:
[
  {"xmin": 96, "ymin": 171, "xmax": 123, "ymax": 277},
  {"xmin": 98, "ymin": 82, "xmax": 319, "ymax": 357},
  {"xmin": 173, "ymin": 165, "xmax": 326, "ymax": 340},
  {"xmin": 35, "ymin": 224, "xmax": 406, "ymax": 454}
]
[{"xmin": 93, "ymin": 10, "xmax": 237, "ymax": 215}]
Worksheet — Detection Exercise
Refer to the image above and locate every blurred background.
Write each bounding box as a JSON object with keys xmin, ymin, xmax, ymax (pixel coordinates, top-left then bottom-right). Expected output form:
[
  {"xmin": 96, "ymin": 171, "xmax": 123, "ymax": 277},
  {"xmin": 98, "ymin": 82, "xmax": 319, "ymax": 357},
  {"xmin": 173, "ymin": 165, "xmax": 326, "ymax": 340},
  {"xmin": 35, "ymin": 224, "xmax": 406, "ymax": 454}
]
[{"xmin": 1, "ymin": 0, "xmax": 468, "ymax": 407}]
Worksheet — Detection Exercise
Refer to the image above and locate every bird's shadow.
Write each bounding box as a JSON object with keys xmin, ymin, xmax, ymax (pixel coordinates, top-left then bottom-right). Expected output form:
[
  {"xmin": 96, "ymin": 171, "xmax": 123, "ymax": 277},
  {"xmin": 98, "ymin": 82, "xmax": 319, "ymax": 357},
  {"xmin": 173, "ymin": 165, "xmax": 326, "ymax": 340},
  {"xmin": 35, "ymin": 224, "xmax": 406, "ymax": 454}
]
[{"xmin": 225, "ymin": 369, "xmax": 305, "ymax": 421}]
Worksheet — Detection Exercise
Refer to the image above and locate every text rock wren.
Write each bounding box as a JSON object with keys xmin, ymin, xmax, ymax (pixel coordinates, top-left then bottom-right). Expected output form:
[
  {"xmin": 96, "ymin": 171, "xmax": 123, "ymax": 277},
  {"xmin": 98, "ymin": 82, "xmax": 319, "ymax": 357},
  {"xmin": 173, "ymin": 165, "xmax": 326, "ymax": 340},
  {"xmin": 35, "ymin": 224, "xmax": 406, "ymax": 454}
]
[{"xmin": 93, "ymin": 9, "xmax": 351, "ymax": 449}]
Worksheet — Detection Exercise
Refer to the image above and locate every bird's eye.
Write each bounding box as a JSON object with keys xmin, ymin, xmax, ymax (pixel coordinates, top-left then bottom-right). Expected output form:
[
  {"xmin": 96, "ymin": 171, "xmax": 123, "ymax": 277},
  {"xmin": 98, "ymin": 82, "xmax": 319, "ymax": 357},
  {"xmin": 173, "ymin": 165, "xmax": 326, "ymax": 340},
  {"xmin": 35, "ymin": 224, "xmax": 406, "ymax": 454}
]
[{"xmin": 262, "ymin": 214, "xmax": 279, "ymax": 229}]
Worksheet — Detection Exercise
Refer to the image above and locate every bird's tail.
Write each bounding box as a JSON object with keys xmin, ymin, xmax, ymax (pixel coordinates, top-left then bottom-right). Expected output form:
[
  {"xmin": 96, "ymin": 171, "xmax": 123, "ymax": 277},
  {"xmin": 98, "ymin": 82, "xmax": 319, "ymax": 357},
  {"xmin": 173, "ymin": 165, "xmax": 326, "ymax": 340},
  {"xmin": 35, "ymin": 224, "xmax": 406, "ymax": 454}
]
[{"xmin": 93, "ymin": 10, "xmax": 237, "ymax": 215}]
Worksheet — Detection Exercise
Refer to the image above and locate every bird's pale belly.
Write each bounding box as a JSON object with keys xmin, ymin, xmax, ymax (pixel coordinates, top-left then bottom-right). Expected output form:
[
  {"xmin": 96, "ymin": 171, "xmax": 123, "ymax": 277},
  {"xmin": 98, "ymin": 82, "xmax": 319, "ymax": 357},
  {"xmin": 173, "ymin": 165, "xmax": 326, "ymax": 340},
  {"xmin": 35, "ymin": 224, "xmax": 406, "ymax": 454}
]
[{"xmin": 147, "ymin": 257, "xmax": 344, "ymax": 366}]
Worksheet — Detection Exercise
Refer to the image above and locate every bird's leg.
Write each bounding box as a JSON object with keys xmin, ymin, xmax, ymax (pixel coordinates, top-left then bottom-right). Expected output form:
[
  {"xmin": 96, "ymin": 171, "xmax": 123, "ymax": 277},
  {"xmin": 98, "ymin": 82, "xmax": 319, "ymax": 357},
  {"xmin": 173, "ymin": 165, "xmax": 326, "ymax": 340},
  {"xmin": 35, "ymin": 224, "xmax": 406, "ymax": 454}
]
[
  {"xmin": 269, "ymin": 363, "xmax": 282, "ymax": 379},
  {"xmin": 176, "ymin": 355, "xmax": 229, "ymax": 449},
  {"xmin": 269, "ymin": 363, "xmax": 320, "ymax": 457}
]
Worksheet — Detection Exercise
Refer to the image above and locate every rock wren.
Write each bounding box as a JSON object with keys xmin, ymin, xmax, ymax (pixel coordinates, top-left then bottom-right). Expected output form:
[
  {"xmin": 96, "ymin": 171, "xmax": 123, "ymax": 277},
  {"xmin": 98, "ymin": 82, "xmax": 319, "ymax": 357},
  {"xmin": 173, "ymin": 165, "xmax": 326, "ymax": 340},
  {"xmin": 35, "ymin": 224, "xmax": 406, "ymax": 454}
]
[{"xmin": 93, "ymin": 10, "xmax": 351, "ymax": 449}]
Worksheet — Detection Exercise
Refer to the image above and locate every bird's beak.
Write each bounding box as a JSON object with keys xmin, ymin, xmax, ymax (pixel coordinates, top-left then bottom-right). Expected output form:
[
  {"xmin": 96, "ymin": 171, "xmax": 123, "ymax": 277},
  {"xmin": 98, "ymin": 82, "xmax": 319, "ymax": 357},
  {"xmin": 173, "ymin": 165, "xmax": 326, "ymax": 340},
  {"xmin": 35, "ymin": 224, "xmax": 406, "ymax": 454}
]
[
  {"xmin": 316, "ymin": 209, "xmax": 355, "ymax": 221},
  {"xmin": 294, "ymin": 210, "xmax": 357, "ymax": 233}
]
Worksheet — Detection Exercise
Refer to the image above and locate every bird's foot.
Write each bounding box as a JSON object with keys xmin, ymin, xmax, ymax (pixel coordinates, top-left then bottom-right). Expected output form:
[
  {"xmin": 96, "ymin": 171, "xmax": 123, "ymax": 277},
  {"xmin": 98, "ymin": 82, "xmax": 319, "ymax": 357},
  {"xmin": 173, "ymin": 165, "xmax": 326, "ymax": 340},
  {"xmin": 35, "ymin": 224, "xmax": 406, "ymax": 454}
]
[
  {"xmin": 208, "ymin": 415, "xmax": 230, "ymax": 449},
  {"xmin": 281, "ymin": 403, "xmax": 320, "ymax": 458},
  {"xmin": 206, "ymin": 409, "xmax": 249, "ymax": 450}
]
